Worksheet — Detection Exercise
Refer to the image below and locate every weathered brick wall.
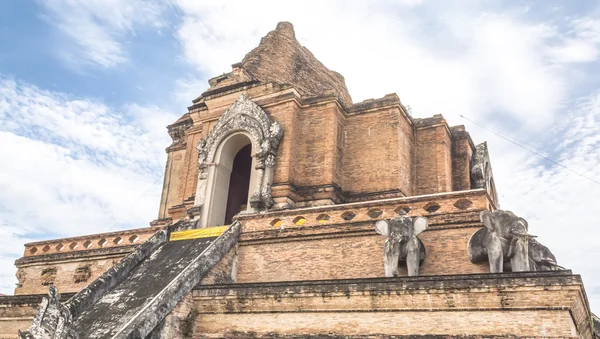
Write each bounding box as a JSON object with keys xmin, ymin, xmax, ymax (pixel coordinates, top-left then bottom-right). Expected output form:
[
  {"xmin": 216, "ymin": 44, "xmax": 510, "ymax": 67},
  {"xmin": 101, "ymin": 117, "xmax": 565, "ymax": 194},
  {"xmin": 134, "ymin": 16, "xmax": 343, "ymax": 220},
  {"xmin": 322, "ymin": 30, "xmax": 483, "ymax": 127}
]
[
  {"xmin": 415, "ymin": 117, "xmax": 454, "ymax": 195},
  {"xmin": 152, "ymin": 293, "xmax": 196, "ymax": 338},
  {"xmin": 198, "ymin": 245, "xmax": 238, "ymax": 285},
  {"xmin": 176, "ymin": 127, "xmax": 202, "ymax": 207},
  {"xmin": 451, "ymin": 125, "xmax": 474, "ymax": 192},
  {"xmin": 292, "ymin": 102, "xmax": 337, "ymax": 188},
  {"xmin": 14, "ymin": 227, "xmax": 160, "ymax": 295},
  {"xmin": 237, "ymin": 235, "xmax": 386, "ymax": 282},
  {"xmin": 194, "ymin": 310, "xmax": 577, "ymax": 338},
  {"xmin": 0, "ymin": 304, "xmax": 36, "ymax": 339},
  {"xmin": 158, "ymin": 148, "xmax": 186, "ymax": 219},
  {"xmin": 192, "ymin": 272, "xmax": 590, "ymax": 338},
  {"xmin": 264, "ymin": 100, "xmax": 301, "ymax": 188},
  {"xmin": 343, "ymin": 105, "xmax": 413, "ymax": 198},
  {"xmin": 236, "ymin": 190, "xmax": 491, "ymax": 281},
  {"xmin": 235, "ymin": 226, "xmax": 487, "ymax": 283},
  {"xmin": 15, "ymin": 254, "xmax": 126, "ymax": 295}
]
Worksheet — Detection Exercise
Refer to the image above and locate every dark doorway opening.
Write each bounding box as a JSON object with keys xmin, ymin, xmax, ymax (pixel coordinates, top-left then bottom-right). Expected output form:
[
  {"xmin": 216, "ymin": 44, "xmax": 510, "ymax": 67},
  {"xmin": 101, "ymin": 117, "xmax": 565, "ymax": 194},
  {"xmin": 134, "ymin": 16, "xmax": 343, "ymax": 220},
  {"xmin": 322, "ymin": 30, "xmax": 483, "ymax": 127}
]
[{"xmin": 224, "ymin": 144, "xmax": 252, "ymax": 224}]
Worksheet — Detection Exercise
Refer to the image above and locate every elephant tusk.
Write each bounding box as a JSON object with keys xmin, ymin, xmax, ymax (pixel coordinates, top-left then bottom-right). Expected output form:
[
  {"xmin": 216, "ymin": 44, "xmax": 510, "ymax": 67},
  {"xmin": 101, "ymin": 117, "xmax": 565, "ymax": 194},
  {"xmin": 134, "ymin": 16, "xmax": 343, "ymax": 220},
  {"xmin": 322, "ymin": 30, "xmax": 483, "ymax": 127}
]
[{"xmin": 510, "ymin": 231, "xmax": 536, "ymax": 238}]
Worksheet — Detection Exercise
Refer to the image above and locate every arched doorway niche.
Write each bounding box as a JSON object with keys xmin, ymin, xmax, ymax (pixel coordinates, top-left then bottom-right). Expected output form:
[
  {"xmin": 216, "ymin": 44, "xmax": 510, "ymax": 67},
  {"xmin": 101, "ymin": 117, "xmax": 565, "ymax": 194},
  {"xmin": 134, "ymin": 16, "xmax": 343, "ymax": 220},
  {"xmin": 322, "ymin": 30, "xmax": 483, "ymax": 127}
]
[
  {"xmin": 204, "ymin": 132, "xmax": 257, "ymax": 227},
  {"xmin": 192, "ymin": 94, "xmax": 283, "ymax": 228}
]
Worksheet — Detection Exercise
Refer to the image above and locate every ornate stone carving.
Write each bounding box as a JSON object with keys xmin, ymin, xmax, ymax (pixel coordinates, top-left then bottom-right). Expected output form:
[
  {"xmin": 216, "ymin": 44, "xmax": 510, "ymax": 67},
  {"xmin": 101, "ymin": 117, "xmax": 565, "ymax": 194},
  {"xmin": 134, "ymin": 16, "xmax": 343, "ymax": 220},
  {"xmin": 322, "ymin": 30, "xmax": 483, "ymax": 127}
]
[
  {"xmin": 375, "ymin": 215, "xmax": 429, "ymax": 277},
  {"xmin": 194, "ymin": 94, "xmax": 283, "ymax": 217},
  {"xmin": 196, "ymin": 138, "xmax": 208, "ymax": 170},
  {"xmin": 19, "ymin": 285, "xmax": 77, "ymax": 339},
  {"xmin": 260, "ymin": 183, "xmax": 275, "ymax": 209},
  {"xmin": 468, "ymin": 210, "xmax": 563, "ymax": 273},
  {"xmin": 471, "ymin": 142, "xmax": 499, "ymax": 206},
  {"xmin": 167, "ymin": 117, "xmax": 193, "ymax": 151}
]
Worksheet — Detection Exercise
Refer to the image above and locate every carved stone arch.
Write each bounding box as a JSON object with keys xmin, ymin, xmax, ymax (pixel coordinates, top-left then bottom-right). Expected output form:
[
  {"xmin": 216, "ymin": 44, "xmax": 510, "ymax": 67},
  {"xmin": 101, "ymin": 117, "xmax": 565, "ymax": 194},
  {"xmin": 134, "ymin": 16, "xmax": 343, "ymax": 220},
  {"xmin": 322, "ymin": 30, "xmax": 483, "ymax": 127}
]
[{"xmin": 193, "ymin": 94, "xmax": 283, "ymax": 227}]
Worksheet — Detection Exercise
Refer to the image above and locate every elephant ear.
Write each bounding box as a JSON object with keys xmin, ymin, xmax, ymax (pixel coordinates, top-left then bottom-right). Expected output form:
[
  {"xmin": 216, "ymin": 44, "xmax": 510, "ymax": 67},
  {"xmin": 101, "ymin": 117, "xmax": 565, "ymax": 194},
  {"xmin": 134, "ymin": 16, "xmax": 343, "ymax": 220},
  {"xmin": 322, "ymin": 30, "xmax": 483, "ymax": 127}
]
[
  {"xmin": 412, "ymin": 216, "xmax": 428, "ymax": 236},
  {"xmin": 480, "ymin": 210, "xmax": 495, "ymax": 231},
  {"xmin": 375, "ymin": 220, "xmax": 390, "ymax": 237}
]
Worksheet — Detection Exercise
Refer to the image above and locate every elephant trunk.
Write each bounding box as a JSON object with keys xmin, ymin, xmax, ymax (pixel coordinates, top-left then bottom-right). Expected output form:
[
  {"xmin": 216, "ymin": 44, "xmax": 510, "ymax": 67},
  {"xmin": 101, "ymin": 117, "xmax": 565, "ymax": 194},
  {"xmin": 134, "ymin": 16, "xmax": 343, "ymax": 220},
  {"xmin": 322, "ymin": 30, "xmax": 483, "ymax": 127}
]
[
  {"xmin": 406, "ymin": 237, "xmax": 421, "ymax": 277},
  {"xmin": 383, "ymin": 238, "xmax": 401, "ymax": 277},
  {"xmin": 510, "ymin": 233, "xmax": 531, "ymax": 272}
]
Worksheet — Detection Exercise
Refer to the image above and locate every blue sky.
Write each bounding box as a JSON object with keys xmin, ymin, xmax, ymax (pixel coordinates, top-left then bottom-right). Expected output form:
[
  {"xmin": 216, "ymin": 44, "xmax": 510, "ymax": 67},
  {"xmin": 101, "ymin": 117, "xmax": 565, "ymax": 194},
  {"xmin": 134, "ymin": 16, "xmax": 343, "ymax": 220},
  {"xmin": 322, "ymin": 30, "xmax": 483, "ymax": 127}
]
[{"xmin": 0, "ymin": 0, "xmax": 599, "ymax": 313}]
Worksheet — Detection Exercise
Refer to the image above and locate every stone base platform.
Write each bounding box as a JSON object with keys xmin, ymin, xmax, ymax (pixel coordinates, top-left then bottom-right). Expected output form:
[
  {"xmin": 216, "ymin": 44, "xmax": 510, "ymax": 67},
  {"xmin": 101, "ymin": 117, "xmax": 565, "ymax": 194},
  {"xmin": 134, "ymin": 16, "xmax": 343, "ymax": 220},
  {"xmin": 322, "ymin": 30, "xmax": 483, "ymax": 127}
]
[{"xmin": 192, "ymin": 271, "xmax": 593, "ymax": 338}]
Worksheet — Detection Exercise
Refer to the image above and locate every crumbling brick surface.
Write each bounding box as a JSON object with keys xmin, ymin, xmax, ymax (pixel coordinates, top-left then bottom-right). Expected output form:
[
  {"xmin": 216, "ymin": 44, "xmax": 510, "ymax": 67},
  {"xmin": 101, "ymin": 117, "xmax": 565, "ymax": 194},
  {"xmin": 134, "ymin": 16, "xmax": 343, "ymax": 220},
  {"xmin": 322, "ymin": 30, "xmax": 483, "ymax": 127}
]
[
  {"xmin": 414, "ymin": 117, "xmax": 454, "ymax": 195},
  {"xmin": 193, "ymin": 272, "xmax": 590, "ymax": 338},
  {"xmin": 239, "ymin": 22, "xmax": 353, "ymax": 106}
]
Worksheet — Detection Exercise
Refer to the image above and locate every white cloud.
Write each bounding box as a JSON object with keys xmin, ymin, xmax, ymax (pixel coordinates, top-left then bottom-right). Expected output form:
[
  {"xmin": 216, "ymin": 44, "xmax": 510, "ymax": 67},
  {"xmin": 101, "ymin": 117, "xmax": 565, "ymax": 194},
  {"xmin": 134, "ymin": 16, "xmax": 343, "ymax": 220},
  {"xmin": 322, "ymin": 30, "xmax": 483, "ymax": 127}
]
[
  {"xmin": 0, "ymin": 78, "xmax": 177, "ymax": 293},
  {"xmin": 171, "ymin": 1, "xmax": 600, "ymax": 132},
  {"xmin": 36, "ymin": 0, "xmax": 166, "ymax": 68},
  {"xmin": 549, "ymin": 17, "xmax": 600, "ymax": 63}
]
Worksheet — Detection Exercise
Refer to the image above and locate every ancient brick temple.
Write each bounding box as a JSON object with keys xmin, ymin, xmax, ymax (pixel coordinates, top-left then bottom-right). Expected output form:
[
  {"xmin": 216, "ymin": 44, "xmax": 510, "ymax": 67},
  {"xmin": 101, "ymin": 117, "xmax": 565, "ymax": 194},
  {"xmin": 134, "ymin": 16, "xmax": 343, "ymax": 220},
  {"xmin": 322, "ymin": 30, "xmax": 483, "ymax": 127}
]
[{"xmin": 1, "ymin": 22, "xmax": 598, "ymax": 338}]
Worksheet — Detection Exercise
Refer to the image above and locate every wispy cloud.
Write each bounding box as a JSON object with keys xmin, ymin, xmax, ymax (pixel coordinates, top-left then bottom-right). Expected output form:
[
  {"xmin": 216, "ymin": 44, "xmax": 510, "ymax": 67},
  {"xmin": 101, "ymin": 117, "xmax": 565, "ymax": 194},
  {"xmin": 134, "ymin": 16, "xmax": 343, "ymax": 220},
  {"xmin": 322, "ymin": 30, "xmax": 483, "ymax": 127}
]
[
  {"xmin": 0, "ymin": 77, "xmax": 177, "ymax": 293},
  {"xmin": 171, "ymin": 0, "xmax": 600, "ymax": 132},
  {"xmin": 479, "ymin": 89, "xmax": 600, "ymax": 310},
  {"xmin": 36, "ymin": 0, "xmax": 167, "ymax": 68}
]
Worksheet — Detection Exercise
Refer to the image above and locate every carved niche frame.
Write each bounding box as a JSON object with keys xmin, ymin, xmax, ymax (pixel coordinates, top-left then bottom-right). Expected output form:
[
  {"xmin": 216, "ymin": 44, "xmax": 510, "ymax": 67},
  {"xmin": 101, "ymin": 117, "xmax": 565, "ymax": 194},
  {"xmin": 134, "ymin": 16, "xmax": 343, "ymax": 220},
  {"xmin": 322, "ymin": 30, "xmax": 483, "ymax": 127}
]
[{"xmin": 193, "ymin": 94, "xmax": 283, "ymax": 227}]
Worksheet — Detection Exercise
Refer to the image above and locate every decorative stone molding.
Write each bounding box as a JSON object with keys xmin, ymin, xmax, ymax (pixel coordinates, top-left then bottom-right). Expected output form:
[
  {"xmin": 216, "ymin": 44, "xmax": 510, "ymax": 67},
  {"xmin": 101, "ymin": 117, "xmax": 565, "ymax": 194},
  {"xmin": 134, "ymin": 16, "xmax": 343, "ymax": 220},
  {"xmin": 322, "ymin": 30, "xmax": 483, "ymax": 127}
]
[
  {"xmin": 470, "ymin": 142, "xmax": 499, "ymax": 207},
  {"xmin": 18, "ymin": 285, "xmax": 77, "ymax": 339},
  {"xmin": 166, "ymin": 117, "xmax": 193, "ymax": 151},
  {"xmin": 194, "ymin": 94, "xmax": 283, "ymax": 223}
]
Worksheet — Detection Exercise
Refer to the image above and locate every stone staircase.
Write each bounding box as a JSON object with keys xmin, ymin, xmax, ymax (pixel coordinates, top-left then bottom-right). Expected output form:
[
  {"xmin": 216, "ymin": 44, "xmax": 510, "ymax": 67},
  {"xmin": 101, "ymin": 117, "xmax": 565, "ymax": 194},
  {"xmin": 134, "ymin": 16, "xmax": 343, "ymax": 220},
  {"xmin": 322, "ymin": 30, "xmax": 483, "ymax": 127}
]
[{"xmin": 19, "ymin": 222, "xmax": 241, "ymax": 339}]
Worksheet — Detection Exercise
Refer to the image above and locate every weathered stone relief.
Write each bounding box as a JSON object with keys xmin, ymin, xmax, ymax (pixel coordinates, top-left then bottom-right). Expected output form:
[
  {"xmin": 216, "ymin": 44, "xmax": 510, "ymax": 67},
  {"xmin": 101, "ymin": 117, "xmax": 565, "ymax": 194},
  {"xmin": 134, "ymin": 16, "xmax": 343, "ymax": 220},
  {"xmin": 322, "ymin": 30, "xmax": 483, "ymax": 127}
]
[
  {"xmin": 471, "ymin": 142, "xmax": 499, "ymax": 206},
  {"xmin": 41, "ymin": 267, "xmax": 57, "ymax": 286},
  {"xmin": 18, "ymin": 285, "xmax": 77, "ymax": 339},
  {"xmin": 468, "ymin": 210, "xmax": 563, "ymax": 273},
  {"xmin": 73, "ymin": 266, "xmax": 91, "ymax": 284},
  {"xmin": 375, "ymin": 215, "xmax": 429, "ymax": 277},
  {"xmin": 167, "ymin": 118, "xmax": 193, "ymax": 150},
  {"xmin": 193, "ymin": 94, "xmax": 283, "ymax": 218}
]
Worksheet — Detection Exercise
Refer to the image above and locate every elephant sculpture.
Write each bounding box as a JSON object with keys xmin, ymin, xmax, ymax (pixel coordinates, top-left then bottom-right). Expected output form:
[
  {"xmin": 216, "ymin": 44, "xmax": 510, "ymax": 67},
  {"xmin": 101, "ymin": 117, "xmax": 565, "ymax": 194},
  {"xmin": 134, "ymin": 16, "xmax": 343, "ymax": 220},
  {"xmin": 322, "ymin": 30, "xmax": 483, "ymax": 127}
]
[
  {"xmin": 469, "ymin": 210, "xmax": 562, "ymax": 273},
  {"xmin": 375, "ymin": 215, "xmax": 428, "ymax": 277},
  {"xmin": 528, "ymin": 238, "xmax": 563, "ymax": 271}
]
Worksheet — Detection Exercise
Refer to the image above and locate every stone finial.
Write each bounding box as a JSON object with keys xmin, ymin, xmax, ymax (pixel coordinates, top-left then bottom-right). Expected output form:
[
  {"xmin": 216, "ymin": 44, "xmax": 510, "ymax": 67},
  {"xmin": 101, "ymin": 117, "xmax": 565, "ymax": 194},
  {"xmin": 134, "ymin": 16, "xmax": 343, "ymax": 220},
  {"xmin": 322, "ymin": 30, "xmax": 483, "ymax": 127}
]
[
  {"xmin": 275, "ymin": 21, "xmax": 295, "ymax": 39},
  {"xmin": 240, "ymin": 22, "xmax": 353, "ymax": 106},
  {"xmin": 19, "ymin": 285, "xmax": 76, "ymax": 339}
]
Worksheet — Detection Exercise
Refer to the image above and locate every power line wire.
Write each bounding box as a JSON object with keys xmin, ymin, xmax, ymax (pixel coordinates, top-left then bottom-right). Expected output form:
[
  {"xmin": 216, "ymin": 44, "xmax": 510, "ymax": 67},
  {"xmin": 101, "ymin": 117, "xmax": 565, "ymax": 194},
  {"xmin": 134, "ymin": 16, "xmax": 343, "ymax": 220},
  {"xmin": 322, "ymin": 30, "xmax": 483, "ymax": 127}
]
[
  {"xmin": 459, "ymin": 114, "xmax": 600, "ymax": 186},
  {"xmin": 108, "ymin": 175, "xmax": 163, "ymax": 231}
]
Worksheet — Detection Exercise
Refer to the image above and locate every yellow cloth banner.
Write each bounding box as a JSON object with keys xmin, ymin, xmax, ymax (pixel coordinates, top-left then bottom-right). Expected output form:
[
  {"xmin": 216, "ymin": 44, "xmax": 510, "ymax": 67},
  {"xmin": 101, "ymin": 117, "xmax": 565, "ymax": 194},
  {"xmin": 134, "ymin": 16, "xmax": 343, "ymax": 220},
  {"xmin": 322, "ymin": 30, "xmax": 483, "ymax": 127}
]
[{"xmin": 169, "ymin": 226, "xmax": 229, "ymax": 242}]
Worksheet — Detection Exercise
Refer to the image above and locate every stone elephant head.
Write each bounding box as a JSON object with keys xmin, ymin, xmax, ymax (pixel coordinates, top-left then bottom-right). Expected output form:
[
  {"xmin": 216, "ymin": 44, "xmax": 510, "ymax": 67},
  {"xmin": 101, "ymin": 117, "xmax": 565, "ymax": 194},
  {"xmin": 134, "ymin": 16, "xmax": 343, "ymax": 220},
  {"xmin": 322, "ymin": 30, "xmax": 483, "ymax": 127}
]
[
  {"xmin": 468, "ymin": 210, "xmax": 535, "ymax": 273},
  {"xmin": 375, "ymin": 215, "xmax": 428, "ymax": 277}
]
